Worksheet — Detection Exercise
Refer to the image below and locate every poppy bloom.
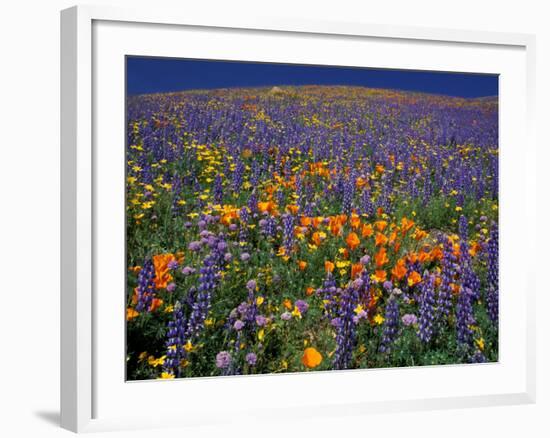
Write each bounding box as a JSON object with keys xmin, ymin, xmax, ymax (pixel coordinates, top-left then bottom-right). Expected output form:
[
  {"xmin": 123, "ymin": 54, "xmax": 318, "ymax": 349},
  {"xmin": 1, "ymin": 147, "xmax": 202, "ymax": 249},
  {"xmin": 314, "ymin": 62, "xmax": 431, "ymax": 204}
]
[
  {"xmin": 311, "ymin": 231, "xmax": 326, "ymax": 246},
  {"xmin": 149, "ymin": 298, "xmax": 164, "ymax": 312},
  {"xmin": 346, "ymin": 232, "xmax": 361, "ymax": 250},
  {"xmin": 257, "ymin": 201, "xmax": 277, "ymax": 215},
  {"xmin": 325, "ymin": 260, "xmax": 335, "ymax": 273},
  {"xmin": 375, "ymin": 232, "xmax": 388, "ymax": 247},
  {"xmin": 152, "ymin": 253, "xmax": 176, "ymax": 289},
  {"xmin": 407, "ymin": 271, "xmax": 422, "ymax": 287},
  {"xmin": 351, "ymin": 263, "xmax": 364, "ymax": 279},
  {"xmin": 298, "ymin": 260, "xmax": 308, "ymax": 271},
  {"xmin": 374, "ymin": 247, "xmax": 389, "ymax": 268},
  {"xmin": 126, "ymin": 307, "xmax": 139, "ymax": 321},
  {"xmin": 349, "ymin": 213, "xmax": 361, "ymax": 229},
  {"xmin": 372, "ymin": 270, "xmax": 388, "ymax": 283},
  {"xmin": 300, "ymin": 216, "xmax": 312, "ymax": 227},
  {"xmin": 375, "ymin": 220, "xmax": 388, "ymax": 232},
  {"xmin": 312, "ymin": 216, "xmax": 324, "ymax": 229},
  {"xmin": 286, "ymin": 204, "xmax": 300, "ymax": 215},
  {"xmin": 391, "ymin": 259, "xmax": 407, "ymax": 280},
  {"xmin": 400, "ymin": 216, "xmax": 415, "ymax": 234},
  {"xmin": 361, "ymin": 223, "xmax": 374, "ymax": 238},
  {"xmin": 301, "ymin": 347, "xmax": 323, "ymax": 368}
]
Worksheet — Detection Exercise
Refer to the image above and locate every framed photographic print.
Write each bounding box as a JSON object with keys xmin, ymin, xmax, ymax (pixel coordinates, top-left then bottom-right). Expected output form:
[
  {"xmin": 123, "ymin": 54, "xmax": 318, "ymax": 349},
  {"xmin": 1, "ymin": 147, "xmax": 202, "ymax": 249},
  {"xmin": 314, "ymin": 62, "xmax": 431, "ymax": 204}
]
[{"xmin": 61, "ymin": 5, "xmax": 536, "ymax": 433}]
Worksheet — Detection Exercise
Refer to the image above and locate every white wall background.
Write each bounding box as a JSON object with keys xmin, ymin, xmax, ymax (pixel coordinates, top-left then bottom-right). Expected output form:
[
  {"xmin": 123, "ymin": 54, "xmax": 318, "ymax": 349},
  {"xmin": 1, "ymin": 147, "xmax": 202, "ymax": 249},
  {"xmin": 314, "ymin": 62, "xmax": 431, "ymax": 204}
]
[{"xmin": 0, "ymin": 1, "xmax": 546, "ymax": 436}]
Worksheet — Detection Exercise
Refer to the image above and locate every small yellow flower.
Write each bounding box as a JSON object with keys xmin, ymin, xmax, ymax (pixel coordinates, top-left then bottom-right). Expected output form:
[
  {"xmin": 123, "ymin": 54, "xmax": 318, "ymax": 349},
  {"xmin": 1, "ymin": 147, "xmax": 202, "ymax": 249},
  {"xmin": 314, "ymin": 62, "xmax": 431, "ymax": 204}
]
[
  {"xmin": 184, "ymin": 340, "xmax": 193, "ymax": 352},
  {"xmin": 159, "ymin": 372, "xmax": 174, "ymax": 379},
  {"xmin": 373, "ymin": 314, "xmax": 385, "ymax": 325},
  {"xmin": 475, "ymin": 338, "xmax": 485, "ymax": 351}
]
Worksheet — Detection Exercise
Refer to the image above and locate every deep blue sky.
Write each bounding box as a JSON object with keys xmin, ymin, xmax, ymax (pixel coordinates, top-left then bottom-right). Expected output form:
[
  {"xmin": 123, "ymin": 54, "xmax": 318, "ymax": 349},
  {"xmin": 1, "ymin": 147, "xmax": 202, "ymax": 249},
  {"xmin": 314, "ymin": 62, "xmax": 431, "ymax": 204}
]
[{"xmin": 126, "ymin": 56, "xmax": 498, "ymax": 98}]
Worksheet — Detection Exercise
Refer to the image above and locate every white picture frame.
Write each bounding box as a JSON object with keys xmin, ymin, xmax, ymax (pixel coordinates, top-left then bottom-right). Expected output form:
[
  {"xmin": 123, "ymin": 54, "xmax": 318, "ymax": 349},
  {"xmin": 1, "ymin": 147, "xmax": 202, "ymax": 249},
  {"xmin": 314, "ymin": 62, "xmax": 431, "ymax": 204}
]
[{"xmin": 60, "ymin": 4, "xmax": 537, "ymax": 433}]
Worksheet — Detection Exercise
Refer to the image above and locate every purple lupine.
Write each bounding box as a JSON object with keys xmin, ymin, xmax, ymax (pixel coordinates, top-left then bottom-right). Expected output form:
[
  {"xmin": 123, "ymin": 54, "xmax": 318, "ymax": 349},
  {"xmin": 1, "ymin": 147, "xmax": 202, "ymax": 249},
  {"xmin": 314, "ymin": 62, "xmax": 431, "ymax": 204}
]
[
  {"xmin": 317, "ymin": 272, "xmax": 337, "ymax": 320},
  {"xmin": 342, "ymin": 176, "xmax": 355, "ymax": 216},
  {"xmin": 213, "ymin": 174, "xmax": 223, "ymax": 204},
  {"xmin": 135, "ymin": 258, "xmax": 155, "ymax": 312},
  {"xmin": 232, "ymin": 159, "xmax": 245, "ymax": 191},
  {"xmin": 379, "ymin": 295, "xmax": 400, "ymax": 353},
  {"xmin": 436, "ymin": 237, "xmax": 457, "ymax": 325},
  {"xmin": 282, "ymin": 214, "xmax": 295, "ymax": 253},
  {"xmin": 418, "ymin": 271, "xmax": 436, "ymax": 343},
  {"xmin": 187, "ymin": 253, "xmax": 219, "ymax": 337},
  {"xmin": 239, "ymin": 206, "xmax": 250, "ymax": 244},
  {"xmin": 333, "ymin": 285, "xmax": 359, "ymax": 370},
  {"xmin": 486, "ymin": 223, "xmax": 499, "ymax": 325},
  {"xmin": 163, "ymin": 301, "xmax": 186, "ymax": 377},
  {"xmin": 456, "ymin": 286, "xmax": 474, "ymax": 348},
  {"xmin": 247, "ymin": 191, "xmax": 258, "ymax": 215},
  {"xmin": 261, "ymin": 215, "xmax": 276, "ymax": 238}
]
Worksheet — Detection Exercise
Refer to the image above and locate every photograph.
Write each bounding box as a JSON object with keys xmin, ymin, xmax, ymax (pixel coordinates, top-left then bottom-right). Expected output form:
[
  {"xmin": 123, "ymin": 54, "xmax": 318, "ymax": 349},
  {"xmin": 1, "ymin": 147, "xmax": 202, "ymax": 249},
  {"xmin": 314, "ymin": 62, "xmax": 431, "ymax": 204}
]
[{"xmin": 124, "ymin": 57, "xmax": 499, "ymax": 380}]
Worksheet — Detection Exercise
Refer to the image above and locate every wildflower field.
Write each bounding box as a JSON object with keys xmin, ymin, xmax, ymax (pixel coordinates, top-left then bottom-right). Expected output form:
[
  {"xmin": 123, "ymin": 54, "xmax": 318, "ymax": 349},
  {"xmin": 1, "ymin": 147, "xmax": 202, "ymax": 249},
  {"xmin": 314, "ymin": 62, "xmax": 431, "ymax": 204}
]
[{"xmin": 126, "ymin": 85, "xmax": 498, "ymax": 380}]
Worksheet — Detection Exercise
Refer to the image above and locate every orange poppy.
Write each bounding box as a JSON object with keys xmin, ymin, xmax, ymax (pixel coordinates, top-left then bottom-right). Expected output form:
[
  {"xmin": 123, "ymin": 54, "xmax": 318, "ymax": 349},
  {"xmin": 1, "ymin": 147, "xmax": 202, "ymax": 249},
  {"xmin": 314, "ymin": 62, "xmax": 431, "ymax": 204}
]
[
  {"xmin": 258, "ymin": 201, "xmax": 276, "ymax": 214},
  {"xmin": 311, "ymin": 231, "xmax": 325, "ymax": 247},
  {"xmin": 391, "ymin": 259, "xmax": 407, "ymax": 280},
  {"xmin": 372, "ymin": 270, "xmax": 387, "ymax": 283},
  {"xmin": 413, "ymin": 229, "xmax": 428, "ymax": 240},
  {"xmin": 349, "ymin": 213, "xmax": 361, "ymax": 229},
  {"xmin": 431, "ymin": 246, "xmax": 443, "ymax": 261},
  {"xmin": 126, "ymin": 307, "xmax": 139, "ymax": 321},
  {"xmin": 306, "ymin": 286, "xmax": 315, "ymax": 296},
  {"xmin": 361, "ymin": 223, "xmax": 374, "ymax": 238},
  {"xmin": 375, "ymin": 232, "xmax": 388, "ymax": 247},
  {"xmin": 346, "ymin": 232, "xmax": 361, "ymax": 250},
  {"xmin": 401, "ymin": 217, "xmax": 415, "ymax": 234},
  {"xmin": 312, "ymin": 216, "xmax": 324, "ymax": 229},
  {"xmin": 351, "ymin": 263, "xmax": 364, "ymax": 279},
  {"xmin": 329, "ymin": 219, "xmax": 343, "ymax": 236},
  {"xmin": 407, "ymin": 271, "xmax": 422, "ymax": 287},
  {"xmin": 153, "ymin": 253, "xmax": 176, "ymax": 289},
  {"xmin": 302, "ymin": 347, "xmax": 323, "ymax": 368},
  {"xmin": 300, "ymin": 216, "xmax": 312, "ymax": 227},
  {"xmin": 325, "ymin": 260, "xmax": 335, "ymax": 273},
  {"xmin": 150, "ymin": 298, "xmax": 164, "ymax": 312},
  {"xmin": 375, "ymin": 220, "xmax": 388, "ymax": 232},
  {"xmin": 286, "ymin": 204, "xmax": 300, "ymax": 215},
  {"xmin": 220, "ymin": 208, "xmax": 240, "ymax": 226},
  {"xmin": 298, "ymin": 260, "xmax": 308, "ymax": 271},
  {"xmin": 469, "ymin": 242, "xmax": 482, "ymax": 257},
  {"xmin": 283, "ymin": 298, "xmax": 293, "ymax": 310},
  {"xmin": 374, "ymin": 247, "xmax": 389, "ymax": 268}
]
